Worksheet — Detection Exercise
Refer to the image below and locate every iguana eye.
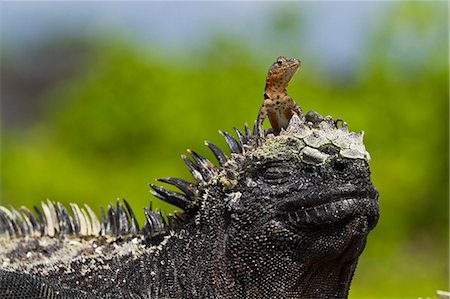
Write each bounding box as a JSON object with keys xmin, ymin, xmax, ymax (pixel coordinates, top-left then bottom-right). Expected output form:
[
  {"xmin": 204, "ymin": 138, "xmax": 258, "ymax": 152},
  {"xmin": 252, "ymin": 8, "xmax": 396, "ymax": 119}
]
[
  {"xmin": 262, "ymin": 164, "xmax": 292, "ymax": 183},
  {"xmin": 265, "ymin": 169, "xmax": 284, "ymax": 179}
]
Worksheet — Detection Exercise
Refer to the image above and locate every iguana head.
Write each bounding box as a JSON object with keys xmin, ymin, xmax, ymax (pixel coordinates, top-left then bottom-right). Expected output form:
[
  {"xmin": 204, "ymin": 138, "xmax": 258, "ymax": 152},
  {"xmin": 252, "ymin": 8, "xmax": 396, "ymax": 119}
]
[
  {"xmin": 231, "ymin": 113, "xmax": 378, "ymax": 234},
  {"xmin": 176, "ymin": 112, "xmax": 379, "ymax": 232}
]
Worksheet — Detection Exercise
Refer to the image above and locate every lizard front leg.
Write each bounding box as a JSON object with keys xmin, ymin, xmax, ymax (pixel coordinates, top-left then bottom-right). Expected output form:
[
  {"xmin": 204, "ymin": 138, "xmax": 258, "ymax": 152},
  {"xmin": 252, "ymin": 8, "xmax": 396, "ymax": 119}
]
[{"xmin": 286, "ymin": 95, "xmax": 305, "ymax": 122}]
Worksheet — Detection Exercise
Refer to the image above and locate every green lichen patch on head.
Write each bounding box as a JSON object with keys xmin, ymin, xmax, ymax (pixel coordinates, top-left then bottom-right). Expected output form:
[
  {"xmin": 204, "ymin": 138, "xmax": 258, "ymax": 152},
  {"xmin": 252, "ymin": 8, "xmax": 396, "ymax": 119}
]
[
  {"xmin": 246, "ymin": 133, "xmax": 332, "ymax": 167},
  {"xmin": 250, "ymin": 134, "xmax": 305, "ymax": 163}
]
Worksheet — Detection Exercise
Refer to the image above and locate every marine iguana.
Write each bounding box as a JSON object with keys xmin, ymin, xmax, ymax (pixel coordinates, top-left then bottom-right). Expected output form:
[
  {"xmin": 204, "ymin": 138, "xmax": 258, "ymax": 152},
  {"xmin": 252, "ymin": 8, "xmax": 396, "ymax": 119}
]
[{"xmin": 0, "ymin": 57, "xmax": 379, "ymax": 299}]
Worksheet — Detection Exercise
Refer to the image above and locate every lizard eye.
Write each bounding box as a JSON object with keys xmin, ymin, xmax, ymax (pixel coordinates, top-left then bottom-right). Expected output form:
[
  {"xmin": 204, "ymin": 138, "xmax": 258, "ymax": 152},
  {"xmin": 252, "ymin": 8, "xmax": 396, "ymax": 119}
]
[{"xmin": 276, "ymin": 56, "xmax": 286, "ymax": 65}]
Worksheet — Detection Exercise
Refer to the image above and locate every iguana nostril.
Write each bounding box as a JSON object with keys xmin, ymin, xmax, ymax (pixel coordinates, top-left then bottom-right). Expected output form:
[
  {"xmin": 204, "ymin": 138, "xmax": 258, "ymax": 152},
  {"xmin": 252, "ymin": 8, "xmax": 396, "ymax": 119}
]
[{"xmin": 334, "ymin": 161, "xmax": 347, "ymax": 171}]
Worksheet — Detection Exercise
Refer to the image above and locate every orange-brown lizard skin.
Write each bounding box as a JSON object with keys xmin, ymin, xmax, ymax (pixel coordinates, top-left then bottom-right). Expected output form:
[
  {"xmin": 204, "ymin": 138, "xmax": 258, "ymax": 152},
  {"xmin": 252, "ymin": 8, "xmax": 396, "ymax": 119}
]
[{"xmin": 254, "ymin": 56, "xmax": 304, "ymax": 137}]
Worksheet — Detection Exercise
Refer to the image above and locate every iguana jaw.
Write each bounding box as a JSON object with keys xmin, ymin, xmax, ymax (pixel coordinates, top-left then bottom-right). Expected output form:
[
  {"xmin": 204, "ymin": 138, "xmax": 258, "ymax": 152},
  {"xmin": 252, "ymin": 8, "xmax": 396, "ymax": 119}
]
[{"xmin": 278, "ymin": 186, "xmax": 379, "ymax": 231}]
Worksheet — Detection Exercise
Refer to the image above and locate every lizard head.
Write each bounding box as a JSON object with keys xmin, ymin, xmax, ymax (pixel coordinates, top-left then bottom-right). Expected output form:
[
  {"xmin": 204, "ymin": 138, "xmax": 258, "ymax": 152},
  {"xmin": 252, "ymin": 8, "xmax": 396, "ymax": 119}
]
[{"xmin": 265, "ymin": 56, "xmax": 301, "ymax": 92}]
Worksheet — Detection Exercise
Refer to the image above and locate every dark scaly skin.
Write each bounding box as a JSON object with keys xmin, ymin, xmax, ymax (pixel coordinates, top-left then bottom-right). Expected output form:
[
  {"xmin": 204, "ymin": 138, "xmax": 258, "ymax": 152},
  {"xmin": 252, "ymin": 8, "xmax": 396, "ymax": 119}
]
[{"xmin": 255, "ymin": 56, "xmax": 304, "ymax": 137}]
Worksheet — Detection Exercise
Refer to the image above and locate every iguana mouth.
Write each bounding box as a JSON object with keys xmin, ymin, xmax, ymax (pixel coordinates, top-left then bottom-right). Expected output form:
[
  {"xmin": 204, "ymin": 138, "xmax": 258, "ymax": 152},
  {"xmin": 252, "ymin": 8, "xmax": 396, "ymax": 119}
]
[{"xmin": 278, "ymin": 188, "xmax": 379, "ymax": 230}]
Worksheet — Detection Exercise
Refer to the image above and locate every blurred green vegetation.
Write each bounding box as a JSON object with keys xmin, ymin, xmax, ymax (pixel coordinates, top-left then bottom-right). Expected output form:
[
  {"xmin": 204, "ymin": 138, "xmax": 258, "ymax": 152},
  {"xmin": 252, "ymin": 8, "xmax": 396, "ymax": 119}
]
[{"xmin": 1, "ymin": 2, "xmax": 448, "ymax": 298}]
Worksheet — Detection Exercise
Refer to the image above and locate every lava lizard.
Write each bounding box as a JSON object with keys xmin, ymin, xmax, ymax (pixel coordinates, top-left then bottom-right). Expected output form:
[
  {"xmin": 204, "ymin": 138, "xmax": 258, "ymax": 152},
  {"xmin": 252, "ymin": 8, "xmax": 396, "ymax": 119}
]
[{"xmin": 254, "ymin": 56, "xmax": 304, "ymax": 137}]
